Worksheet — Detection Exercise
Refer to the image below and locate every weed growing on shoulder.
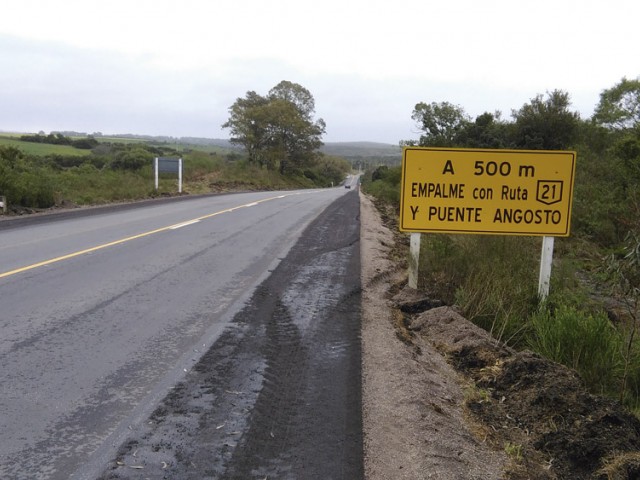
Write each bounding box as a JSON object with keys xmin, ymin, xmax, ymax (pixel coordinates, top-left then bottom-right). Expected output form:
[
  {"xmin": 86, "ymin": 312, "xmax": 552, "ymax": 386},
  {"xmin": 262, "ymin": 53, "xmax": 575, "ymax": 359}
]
[{"xmin": 504, "ymin": 442, "xmax": 524, "ymax": 462}]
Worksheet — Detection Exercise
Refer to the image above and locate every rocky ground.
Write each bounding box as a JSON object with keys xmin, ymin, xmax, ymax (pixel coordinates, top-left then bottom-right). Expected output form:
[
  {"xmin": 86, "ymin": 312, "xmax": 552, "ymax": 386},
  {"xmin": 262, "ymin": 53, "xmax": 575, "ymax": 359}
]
[{"xmin": 360, "ymin": 193, "xmax": 640, "ymax": 480}]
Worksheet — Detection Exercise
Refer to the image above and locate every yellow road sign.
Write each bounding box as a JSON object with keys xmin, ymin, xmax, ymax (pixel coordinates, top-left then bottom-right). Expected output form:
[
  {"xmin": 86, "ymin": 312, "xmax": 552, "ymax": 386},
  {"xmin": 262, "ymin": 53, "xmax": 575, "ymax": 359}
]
[{"xmin": 400, "ymin": 147, "xmax": 576, "ymax": 236}]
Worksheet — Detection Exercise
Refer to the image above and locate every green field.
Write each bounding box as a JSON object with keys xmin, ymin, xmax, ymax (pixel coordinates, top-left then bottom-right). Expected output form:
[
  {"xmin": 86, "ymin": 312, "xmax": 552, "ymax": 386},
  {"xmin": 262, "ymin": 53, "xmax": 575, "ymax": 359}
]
[
  {"xmin": 97, "ymin": 136, "xmax": 149, "ymax": 145},
  {"xmin": 0, "ymin": 132, "xmax": 236, "ymax": 157},
  {"xmin": 94, "ymin": 136, "xmax": 231, "ymax": 155},
  {"xmin": 0, "ymin": 134, "xmax": 90, "ymax": 156}
]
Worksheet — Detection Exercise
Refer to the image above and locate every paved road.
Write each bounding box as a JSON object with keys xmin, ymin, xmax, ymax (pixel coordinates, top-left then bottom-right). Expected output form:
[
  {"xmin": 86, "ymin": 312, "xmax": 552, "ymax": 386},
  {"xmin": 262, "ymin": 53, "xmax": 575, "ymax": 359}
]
[{"xmin": 0, "ymin": 188, "xmax": 362, "ymax": 479}]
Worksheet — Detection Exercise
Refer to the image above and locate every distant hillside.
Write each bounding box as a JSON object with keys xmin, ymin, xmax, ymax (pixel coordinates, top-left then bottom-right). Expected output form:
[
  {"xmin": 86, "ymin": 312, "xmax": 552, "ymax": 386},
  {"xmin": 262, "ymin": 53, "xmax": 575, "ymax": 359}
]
[
  {"xmin": 3, "ymin": 130, "xmax": 401, "ymax": 161},
  {"xmin": 179, "ymin": 137, "xmax": 234, "ymax": 148},
  {"xmin": 96, "ymin": 135, "xmax": 401, "ymax": 159},
  {"xmin": 321, "ymin": 141, "xmax": 401, "ymax": 158},
  {"xmin": 107, "ymin": 134, "xmax": 236, "ymax": 150},
  {"xmin": 105, "ymin": 137, "xmax": 400, "ymax": 156}
]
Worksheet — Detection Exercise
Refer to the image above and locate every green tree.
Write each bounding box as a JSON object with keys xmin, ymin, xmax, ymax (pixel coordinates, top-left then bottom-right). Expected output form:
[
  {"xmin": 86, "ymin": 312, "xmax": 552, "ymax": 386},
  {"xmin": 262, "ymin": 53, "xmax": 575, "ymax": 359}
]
[
  {"xmin": 269, "ymin": 80, "xmax": 316, "ymax": 121},
  {"xmin": 71, "ymin": 136, "xmax": 99, "ymax": 149},
  {"xmin": 511, "ymin": 90, "xmax": 580, "ymax": 150},
  {"xmin": 222, "ymin": 91, "xmax": 271, "ymax": 167},
  {"xmin": 222, "ymin": 81, "xmax": 326, "ymax": 174},
  {"xmin": 406, "ymin": 101, "xmax": 470, "ymax": 147},
  {"xmin": 593, "ymin": 78, "xmax": 640, "ymax": 192},
  {"xmin": 593, "ymin": 77, "xmax": 640, "ymax": 131},
  {"xmin": 310, "ymin": 154, "xmax": 351, "ymax": 186},
  {"xmin": 456, "ymin": 111, "xmax": 512, "ymax": 149}
]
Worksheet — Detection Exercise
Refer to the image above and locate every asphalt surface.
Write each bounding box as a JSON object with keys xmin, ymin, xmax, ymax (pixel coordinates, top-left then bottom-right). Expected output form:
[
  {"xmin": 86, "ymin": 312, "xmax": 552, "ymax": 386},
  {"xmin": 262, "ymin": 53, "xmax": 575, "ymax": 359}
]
[
  {"xmin": 95, "ymin": 189, "xmax": 363, "ymax": 479},
  {"xmin": 0, "ymin": 187, "xmax": 361, "ymax": 479}
]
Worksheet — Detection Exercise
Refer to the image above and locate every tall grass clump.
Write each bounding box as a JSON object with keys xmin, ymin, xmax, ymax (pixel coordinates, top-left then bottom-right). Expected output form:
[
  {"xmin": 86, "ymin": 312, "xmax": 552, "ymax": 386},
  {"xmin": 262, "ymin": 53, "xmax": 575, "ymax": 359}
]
[
  {"xmin": 56, "ymin": 164, "xmax": 159, "ymax": 205},
  {"xmin": 527, "ymin": 304, "xmax": 622, "ymax": 395},
  {"xmin": 421, "ymin": 234, "xmax": 540, "ymax": 346}
]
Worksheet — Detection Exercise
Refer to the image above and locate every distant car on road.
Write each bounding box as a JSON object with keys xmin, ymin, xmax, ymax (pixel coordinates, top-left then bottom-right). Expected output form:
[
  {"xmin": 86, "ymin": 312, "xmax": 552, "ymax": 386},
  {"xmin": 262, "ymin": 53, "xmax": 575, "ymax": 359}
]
[{"xmin": 345, "ymin": 184, "xmax": 351, "ymax": 189}]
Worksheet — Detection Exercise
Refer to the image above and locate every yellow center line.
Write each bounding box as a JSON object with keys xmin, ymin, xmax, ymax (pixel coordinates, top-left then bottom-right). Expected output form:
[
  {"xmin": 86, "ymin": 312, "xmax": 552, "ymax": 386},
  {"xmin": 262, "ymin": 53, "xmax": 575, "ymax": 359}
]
[{"xmin": 0, "ymin": 193, "xmax": 303, "ymax": 280}]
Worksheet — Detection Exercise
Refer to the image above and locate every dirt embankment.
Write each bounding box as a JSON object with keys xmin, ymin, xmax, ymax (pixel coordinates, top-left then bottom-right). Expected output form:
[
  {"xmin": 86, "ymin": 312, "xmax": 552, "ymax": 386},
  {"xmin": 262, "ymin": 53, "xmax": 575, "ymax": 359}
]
[{"xmin": 360, "ymin": 193, "xmax": 640, "ymax": 480}]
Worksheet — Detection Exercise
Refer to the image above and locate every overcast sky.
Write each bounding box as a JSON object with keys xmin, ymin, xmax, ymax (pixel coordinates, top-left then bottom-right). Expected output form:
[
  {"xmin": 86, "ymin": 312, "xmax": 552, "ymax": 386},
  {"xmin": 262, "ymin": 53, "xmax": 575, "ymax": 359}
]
[{"xmin": 1, "ymin": 0, "xmax": 638, "ymax": 144}]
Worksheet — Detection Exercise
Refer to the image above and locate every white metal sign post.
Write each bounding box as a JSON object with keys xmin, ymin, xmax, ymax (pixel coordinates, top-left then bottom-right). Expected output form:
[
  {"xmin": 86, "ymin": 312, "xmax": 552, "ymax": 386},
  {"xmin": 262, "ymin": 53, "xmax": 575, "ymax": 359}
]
[
  {"xmin": 538, "ymin": 236, "xmax": 555, "ymax": 300},
  {"xmin": 408, "ymin": 232, "xmax": 421, "ymax": 289}
]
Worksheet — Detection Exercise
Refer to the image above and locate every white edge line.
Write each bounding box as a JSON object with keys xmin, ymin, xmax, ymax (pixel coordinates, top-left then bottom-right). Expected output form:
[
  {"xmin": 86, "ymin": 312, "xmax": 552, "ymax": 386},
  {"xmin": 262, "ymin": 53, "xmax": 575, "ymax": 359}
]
[{"xmin": 169, "ymin": 219, "xmax": 201, "ymax": 230}]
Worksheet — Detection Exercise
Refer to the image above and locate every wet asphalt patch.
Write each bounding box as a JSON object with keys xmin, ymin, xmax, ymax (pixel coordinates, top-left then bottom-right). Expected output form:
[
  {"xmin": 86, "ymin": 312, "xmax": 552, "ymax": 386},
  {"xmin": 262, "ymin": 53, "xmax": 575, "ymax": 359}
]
[{"xmin": 98, "ymin": 191, "xmax": 363, "ymax": 480}]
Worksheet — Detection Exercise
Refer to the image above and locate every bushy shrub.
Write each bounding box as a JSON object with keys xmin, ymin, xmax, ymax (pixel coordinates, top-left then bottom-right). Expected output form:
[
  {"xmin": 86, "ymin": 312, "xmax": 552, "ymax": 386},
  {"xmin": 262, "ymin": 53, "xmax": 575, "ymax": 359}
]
[
  {"xmin": 110, "ymin": 148, "xmax": 153, "ymax": 171},
  {"xmin": 362, "ymin": 165, "xmax": 401, "ymax": 204},
  {"xmin": 0, "ymin": 146, "xmax": 56, "ymax": 208}
]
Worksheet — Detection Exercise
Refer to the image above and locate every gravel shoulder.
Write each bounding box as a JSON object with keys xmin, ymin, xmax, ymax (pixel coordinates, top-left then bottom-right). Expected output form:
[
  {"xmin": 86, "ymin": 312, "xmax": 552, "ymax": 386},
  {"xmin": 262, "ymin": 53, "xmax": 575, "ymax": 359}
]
[{"xmin": 360, "ymin": 193, "xmax": 507, "ymax": 479}]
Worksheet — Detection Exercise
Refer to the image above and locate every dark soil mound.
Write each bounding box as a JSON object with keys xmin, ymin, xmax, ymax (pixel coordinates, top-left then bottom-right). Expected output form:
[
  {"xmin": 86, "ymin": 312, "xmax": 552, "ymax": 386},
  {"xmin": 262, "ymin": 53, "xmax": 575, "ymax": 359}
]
[{"xmin": 408, "ymin": 305, "xmax": 640, "ymax": 479}]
